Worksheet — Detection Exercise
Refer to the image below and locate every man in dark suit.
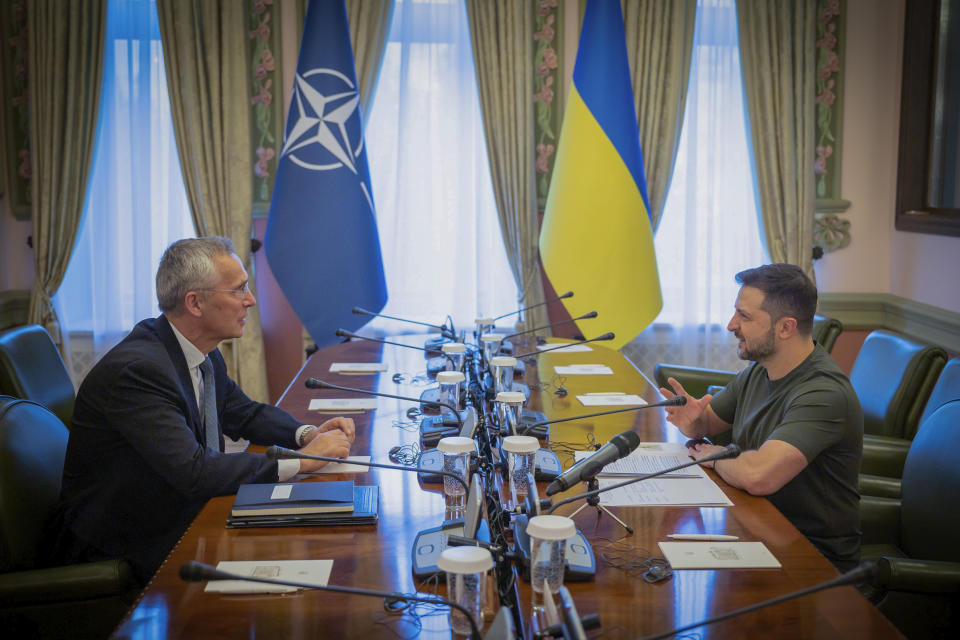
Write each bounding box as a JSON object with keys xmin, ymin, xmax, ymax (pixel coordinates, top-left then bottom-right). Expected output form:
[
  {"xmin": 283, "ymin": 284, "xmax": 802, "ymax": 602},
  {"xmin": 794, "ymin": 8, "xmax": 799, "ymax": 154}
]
[{"xmin": 52, "ymin": 237, "xmax": 354, "ymax": 584}]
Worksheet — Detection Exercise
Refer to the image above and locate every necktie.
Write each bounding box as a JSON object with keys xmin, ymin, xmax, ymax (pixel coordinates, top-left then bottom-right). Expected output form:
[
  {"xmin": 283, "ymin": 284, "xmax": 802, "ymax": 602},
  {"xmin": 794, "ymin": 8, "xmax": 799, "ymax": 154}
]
[{"xmin": 198, "ymin": 357, "xmax": 220, "ymax": 451}]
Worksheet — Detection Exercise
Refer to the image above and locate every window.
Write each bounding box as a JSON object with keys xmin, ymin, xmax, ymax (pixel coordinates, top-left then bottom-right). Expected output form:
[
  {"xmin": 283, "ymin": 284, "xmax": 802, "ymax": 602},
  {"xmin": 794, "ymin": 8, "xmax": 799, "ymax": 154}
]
[
  {"xmin": 57, "ymin": 0, "xmax": 193, "ymax": 380},
  {"xmin": 362, "ymin": 0, "xmax": 518, "ymax": 336}
]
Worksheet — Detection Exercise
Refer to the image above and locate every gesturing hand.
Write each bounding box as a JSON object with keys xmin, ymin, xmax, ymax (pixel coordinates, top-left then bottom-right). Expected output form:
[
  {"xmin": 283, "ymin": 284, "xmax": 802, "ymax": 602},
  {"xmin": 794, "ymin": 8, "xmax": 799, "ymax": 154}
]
[{"xmin": 658, "ymin": 377, "xmax": 713, "ymax": 435}]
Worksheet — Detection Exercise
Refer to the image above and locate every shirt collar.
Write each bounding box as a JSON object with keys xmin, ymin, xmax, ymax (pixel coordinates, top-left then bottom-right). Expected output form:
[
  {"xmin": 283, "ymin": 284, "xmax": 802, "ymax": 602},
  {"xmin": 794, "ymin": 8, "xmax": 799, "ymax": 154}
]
[{"xmin": 167, "ymin": 317, "xmax": 207, "ymax": 370}]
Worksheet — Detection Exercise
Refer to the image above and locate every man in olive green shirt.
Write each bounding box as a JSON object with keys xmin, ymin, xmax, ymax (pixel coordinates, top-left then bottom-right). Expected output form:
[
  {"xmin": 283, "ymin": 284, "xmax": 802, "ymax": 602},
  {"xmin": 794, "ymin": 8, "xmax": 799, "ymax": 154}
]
[{"xmin": 660, "ymin": 264, "xmax": 863, "ymax": 570}]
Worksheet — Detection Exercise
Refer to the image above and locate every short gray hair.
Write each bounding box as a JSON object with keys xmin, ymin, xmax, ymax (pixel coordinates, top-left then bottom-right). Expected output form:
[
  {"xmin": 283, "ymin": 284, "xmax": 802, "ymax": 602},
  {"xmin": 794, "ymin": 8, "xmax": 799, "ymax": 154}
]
[{"xmin": 156, "ymin": 236, "xmax": 236, "ymax": 312}]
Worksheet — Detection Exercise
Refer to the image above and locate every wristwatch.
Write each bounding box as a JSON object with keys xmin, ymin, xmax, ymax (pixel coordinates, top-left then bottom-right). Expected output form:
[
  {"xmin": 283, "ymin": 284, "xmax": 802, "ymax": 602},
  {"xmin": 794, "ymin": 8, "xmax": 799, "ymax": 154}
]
[{"xmin": 297, "ymin": 425, "xmax": 319, "ymax": 446}]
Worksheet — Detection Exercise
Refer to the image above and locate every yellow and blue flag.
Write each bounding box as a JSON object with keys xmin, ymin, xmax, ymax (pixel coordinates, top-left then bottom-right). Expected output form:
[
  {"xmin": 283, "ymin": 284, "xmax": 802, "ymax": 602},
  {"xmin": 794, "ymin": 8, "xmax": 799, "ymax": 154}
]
[
  {"xmin": 265, "ymin": 0, "xmax": 387, "ymax": 347},
  {"xmin": 539, "ymin": 0, "xmax": 661, "ymax": 350}
]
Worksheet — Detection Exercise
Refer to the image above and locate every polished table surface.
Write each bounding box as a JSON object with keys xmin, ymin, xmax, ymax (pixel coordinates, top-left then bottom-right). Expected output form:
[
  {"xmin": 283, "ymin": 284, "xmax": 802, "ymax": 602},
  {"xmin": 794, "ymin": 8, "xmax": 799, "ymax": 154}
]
[{"xmin": 111, "ymin": 336, "xmax": 903, "ymax": 639}]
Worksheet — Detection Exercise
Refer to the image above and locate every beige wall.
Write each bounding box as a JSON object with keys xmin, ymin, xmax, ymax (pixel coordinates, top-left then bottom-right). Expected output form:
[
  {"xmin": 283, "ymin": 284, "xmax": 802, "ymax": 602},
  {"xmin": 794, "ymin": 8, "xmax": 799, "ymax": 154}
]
[{"xmin": 814, "ymin": 0, "xmax": 960, "ymax": 314}]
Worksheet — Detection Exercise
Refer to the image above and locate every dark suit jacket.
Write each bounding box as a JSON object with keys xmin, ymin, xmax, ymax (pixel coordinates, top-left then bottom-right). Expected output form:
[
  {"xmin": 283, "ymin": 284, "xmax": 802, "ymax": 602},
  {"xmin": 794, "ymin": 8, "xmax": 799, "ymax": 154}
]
[{"xmin": 52, "ymin": 315, "xmax": 300, "ymax": 582}]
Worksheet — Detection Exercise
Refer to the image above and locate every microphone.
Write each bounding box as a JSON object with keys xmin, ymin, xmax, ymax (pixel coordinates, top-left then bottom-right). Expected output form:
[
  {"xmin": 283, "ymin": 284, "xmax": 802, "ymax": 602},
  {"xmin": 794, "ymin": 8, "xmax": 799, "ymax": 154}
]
[
  {"xmin": 545, "ymin": 431, "xmax": 642, "ymax": 496},
  {"xmin": 499, "ymin": 311, "xmax": 598, "ymax": 341},
  {"xmin": 518, "ymin": 396, "xmax": 686, "ymax": 436},
  {"xmin": 545, "ymin": 444, "xmax": 741, "ymax": 513},
  {"xmin": 179, "ymin": 561, "xmax": 483, "ymax": 640},
  {"xmin": 335, "ymin": 328, "xmax": 437, "ymax": 353},
  {"xmin": 492, "ymin": 291, "xmax": 573, "ymax": 322},
  {"xmin": 638, "ymin": 561, "xmax": 879, "ymax": 640},
  {"xmin": 512, "ymin": 332, "xmax": 615, "ymax": 359},
  {"xmin": 352, "ymin": 307, "xmax": 446, "ymax": 331},
  {"xmin": 305, "ymin": 377, "xmax": 463, "ymax": 429},
  {"xmin": 265, "ymin": 446, "xmax": 470, "ymax": 494}
]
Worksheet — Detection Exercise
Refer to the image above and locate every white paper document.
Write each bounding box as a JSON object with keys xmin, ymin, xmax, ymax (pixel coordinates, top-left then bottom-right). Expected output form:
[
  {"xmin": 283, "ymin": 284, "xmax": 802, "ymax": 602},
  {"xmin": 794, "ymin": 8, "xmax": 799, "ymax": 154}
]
[
  {"xmin": 308, "ymin": 398, "xmax": 378, "ymax": 412},
  {"xmin": 658, "ymin": 542, "xmax": 781, "ymax": 569},
  {"xmin": 595, "ymin": 475, "xmax": 733, "ymax": 507},
  {"xmin": 554, "ymin": 364, "xmax": 614, "ymax": 375},
  {"xmin": 575, "ymin": 448, "xmax": 704, "ymax": 479},
  {"xmin": 329, "ymin": 362, "xmax": 388, "ymax": 373},
  {"xmin": 537, "ymin": 343, "xmax": 593, "ymax": 353},
  {"xmin": 304, "ymin": 456, "xmax": 372, "ymax": 474},
  {"xmin": 577, "ymin": 394, "xmax": 647, "ymax": 407},
  {"xmin": 204, "ymin": 559, "xmax": 334, "ymax": 593}
]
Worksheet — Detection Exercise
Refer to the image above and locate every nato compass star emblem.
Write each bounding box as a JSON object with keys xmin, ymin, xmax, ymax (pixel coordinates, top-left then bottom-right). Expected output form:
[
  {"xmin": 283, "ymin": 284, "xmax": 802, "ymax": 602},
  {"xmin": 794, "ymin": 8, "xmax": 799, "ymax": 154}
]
[{"xmin": 280, "ymin": 67, "xmax": 373, "ymax": 210}]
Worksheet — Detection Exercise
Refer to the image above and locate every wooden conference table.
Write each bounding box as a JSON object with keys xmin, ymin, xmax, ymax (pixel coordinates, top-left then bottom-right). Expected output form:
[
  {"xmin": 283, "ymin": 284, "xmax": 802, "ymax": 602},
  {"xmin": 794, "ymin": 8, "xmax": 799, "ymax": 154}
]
[{"xmin": 111, "ymin": 336, "xmax": 903, "ymax": 640}]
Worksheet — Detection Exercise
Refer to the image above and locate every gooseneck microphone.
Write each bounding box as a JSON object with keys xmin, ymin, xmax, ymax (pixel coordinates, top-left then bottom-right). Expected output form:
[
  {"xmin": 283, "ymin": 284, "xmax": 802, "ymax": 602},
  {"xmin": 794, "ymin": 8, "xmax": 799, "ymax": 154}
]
[
  {"xmin": 545, "ymin": 444, "xmax": 741, "ymax": 513},
  {"xmin": 499, "ymin": 311, "xmax": 598, "ymax": 341},
  {"xmin": 265, "ymin": 446, "xmax": 470, "ymax": 494},
  {"xmin": 545, "ymin": 431, "xmax": 642, "ymax": 496},
  {"xmin": 335, "ymin": 328, "xmax": 436, "ymax": 352},
  {"xmin": 638, "ymin": 561, "xmax": 879, "ymax": 640},
  {"xmin": 492, "ymin": 291, "xmax": 574, "ymax": 322},
  {"xmin": 305, "ymin": 377, "xmax": 463, "ymax": 429},
  {"xmin": 179, "ymin": 561, "xmax": 483, "ymax": 640},
  {"xmin": 351, "ymin": 308, "xmax": 455, "ymax": 338},
  {"xmin": 512, "ymin": 332, "xmax": 616, "ymax": 359},
  {"xmin": 518, "ymin": 396, "xmax": 686, "ymax": 436}
]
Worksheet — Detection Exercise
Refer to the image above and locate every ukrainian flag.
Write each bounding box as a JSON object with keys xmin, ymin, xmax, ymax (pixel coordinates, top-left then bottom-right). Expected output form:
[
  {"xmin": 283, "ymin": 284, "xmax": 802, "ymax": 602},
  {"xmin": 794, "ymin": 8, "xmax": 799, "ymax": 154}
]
[{"xmin": 539, "ymin": 0, "xmax": 661, "ymax": 350}]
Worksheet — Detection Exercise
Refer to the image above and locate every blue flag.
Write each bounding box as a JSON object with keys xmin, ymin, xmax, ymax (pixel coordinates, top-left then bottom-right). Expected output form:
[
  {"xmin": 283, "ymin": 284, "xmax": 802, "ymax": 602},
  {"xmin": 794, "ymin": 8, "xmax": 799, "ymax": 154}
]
[{"xmin": 265, "ymin": 0, "xmax": 387, "ymax": 347}]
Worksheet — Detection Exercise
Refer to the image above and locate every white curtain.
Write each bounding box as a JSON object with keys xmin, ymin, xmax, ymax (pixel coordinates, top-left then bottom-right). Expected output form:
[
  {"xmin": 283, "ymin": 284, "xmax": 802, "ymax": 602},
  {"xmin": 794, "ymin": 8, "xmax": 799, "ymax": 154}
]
[
  {"xmin": 624, "ymin": 0, "xmax": 768, "ymax": 379},
  {"xmin": 362, "ymin": 0, "xmax": 518, "ymax": 337},
  {"xmin": 57, "ymin": 0, "xmax": 193, "ymax": 383}
]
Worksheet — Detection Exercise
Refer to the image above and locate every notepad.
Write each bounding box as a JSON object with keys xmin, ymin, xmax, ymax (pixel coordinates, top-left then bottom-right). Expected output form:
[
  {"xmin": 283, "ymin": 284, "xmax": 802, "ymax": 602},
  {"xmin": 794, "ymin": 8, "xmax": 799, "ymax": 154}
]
[
  {"xmin": 658, "ymin": 541, "xmax": 781, "ymax": 569},
  {"xmin": 232, "ymin": 481, "xmax": 354, "ymax": 516},
  {"xmin": 537, "ymin": 343, "xmax": 593, "ymax": 353},
  {"xmin": 554, "ymin": 364, "xmax": 614, "ymax": 375},
  {"xmin": 577, "ymin": 394, "xmax": 646, "ymax": 406},
  {"xmin": 329, "ymin": 362, "xmax": 388, "ymax": 373},
  {"xmin": 204, "ymin": 559, "xmax": 333, "ymax": 593},
  {"xmin": 308, "ymin": 398, "xmax": 377, "ymax": 412}
]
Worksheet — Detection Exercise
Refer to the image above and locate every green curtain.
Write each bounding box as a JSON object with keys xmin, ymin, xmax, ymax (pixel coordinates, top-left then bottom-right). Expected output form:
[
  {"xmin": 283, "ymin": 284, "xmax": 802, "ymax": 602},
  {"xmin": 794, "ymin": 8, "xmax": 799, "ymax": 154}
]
[
  {"xmin": 465, "ymin": 0, "xmax": 548, "ymax": 333},
  {"xmin": 156, "ymin": 0, "xmax": 268, "ymax": 403},
  {"xmin": 295, "ymin": 0, "xmax": 396, "ymax": 117},
  {"xmin": 623, "ymin": 0, "xmax": 696, "ymax": 230},
  {"xmin": 27, "ymin": 0, "xmax": 106, "ymax": 350},
  {"xmin": 736, "ymin": 0, "xmax": 817, "ymax": 276}
]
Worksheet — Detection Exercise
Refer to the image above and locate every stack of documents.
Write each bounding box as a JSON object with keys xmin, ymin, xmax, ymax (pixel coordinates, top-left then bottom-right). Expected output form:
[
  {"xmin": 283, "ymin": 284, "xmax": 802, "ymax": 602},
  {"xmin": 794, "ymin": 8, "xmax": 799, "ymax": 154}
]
[
  {"xmin": 573, "ymin": 443, "xmax": 733, "ymax": 507},
  {"xmin": 227, "ymin": 481, "xmax": 379, "ymax": 528}
]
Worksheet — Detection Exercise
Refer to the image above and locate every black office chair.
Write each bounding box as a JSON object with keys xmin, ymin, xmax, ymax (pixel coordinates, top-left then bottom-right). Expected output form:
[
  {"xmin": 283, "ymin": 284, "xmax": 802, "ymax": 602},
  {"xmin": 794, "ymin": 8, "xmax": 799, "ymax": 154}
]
[
  {"xmin": 860, "ymin": 358, "xmax": 960, "ymax": 498},
  {"xmin": 0, "ymin": 396, "xmax": 138, "ymax": 639},
  {"xmin": 861, "ymin": 399, "xmax": 960, "ymax": 639},
  {"xmin": 0, "ymin": 324, "xmax": 76, "ymax": 427}
]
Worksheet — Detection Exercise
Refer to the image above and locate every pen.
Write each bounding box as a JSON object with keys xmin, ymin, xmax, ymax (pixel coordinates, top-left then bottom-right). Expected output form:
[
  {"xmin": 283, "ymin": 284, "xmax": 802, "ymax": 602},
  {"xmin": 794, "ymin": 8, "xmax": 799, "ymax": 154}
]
[{"xmin": 667, "ymin": 534, "xmax": 739, "ymax": 541}]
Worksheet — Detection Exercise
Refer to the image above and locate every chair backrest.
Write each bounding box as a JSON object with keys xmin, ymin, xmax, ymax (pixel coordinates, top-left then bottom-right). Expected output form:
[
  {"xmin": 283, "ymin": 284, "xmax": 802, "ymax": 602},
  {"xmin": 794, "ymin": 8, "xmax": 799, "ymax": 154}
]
[
  {"xmin": 0, "ymin": 396, "xmax": 69, "ymax": 572},
  {"xmin": 918, "ymin": 358, "xmax": 960, "ymax": 426},
  {"xmin": 848, "ymin": 330, "xmax": 947, "ymax": 438},
  {"xmin": 811, "ymin": 314, "xmax": 842, "ymax": 353},
  {"xmin": 0, "ymin": 324, "xmax": 75, "ymax": 427},
  {"xmin": 899, "ymin": 399, "xmax": 960, "ymax": 562}
]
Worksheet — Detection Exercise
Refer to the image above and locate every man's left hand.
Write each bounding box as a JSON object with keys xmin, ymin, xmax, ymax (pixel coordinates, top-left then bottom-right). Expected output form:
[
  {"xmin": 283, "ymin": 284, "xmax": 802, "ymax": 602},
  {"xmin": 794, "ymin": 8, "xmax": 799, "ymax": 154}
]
[
  {"xmin": 687, "ymin": 441, "xmax": 726, "ymax": 469},
  {"xmin": 303, "ymin": 417, "xmax": 356, "ymax": 444}
]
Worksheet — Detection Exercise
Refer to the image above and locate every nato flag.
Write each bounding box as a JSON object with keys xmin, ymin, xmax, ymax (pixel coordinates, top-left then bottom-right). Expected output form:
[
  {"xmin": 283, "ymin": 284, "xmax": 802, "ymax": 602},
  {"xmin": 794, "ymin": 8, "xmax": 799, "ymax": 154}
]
[{"xmin": 265, "ymin": 0, "xmax": 387, "ymax": 347}]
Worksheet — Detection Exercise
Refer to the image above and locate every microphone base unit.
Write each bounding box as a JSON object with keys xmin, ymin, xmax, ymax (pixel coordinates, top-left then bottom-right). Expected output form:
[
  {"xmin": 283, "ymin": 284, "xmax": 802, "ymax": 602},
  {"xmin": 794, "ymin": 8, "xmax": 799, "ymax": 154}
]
[
  {"xmin": 419, "ymin": 414, "xmax": 462, "ymax": 447},
  {"xmin": 512, "ymin": 513, "xmax": 596, "ymax": 582},
  {"xmin": 423, "ymin": 336, "xmax": 448, "ymax": 357},
  {"xmin": 419, "ymin": 387, "xmax": 466, "ymax": 414},
  {"xmin": 411, "ymin": 518, "xmax": 491, "ymax": 580},
  {"xmin": 519, "ymin": 409, "xmax": 549, "ymax": 439},
  {"xmin": 416, "ymin": 448, "xmax": 479, "ymax": 483}
]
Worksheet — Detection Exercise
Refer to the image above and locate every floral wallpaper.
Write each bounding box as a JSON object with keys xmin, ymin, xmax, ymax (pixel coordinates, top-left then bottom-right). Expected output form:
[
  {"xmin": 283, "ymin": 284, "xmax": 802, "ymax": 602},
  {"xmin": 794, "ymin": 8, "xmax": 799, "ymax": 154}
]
[
  {"xmin": 534, "ymin": 0, "xmax": 562, "ymax": 209},
  {"xmin": 0, "ymin": 0, "xmax": 31, "ymax": 219},
  {"xmin": 247, "ymin": 0, "xmax": 283, "ymax": 217}
]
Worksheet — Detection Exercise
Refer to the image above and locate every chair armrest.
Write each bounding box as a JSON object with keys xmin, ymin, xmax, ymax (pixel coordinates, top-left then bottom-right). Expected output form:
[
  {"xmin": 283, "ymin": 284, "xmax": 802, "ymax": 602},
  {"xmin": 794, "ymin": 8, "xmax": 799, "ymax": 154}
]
[
  {"xmin": 877, "ymin": 556, "xmax": 960, "ymax": 594},
  {"xmin": 0, "ymin": 559, "xmax": 138, "ymax": 606},
  {"xmin": 861, "ymin": 434, "xmax": 911, "ymax": 478},
  {"xmin": 653, "ymin": 364, "xmax": 736, "ymax": 399},
  {"xmin": 860, "ymin": 495, "xmax": 901, "ymax": 546},
  {"xmin": 859, "ymin": 473, "xmax": 902, "ymax": 499}
]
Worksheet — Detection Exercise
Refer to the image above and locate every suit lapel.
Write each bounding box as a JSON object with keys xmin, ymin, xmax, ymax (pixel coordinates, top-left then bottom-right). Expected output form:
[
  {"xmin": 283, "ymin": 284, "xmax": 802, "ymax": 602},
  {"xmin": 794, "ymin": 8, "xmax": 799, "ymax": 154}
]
[{"xmin": 154, "ymin": 315, "xmax": 204, "ymax": 442}]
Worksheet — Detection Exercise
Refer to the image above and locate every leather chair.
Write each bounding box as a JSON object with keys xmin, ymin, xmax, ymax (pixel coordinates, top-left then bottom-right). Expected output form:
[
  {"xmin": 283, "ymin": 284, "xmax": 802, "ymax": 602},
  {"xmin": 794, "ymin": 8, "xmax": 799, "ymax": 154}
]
[
  {"xmin": 860, "ymin": 358, "xmax": 960, "ymax": 498},
  {"xmin": 653, "ymin": 314, "xmax": 844, "ymax": 398},
  {"xmin": 860, "ymin": 400, "xmax": 960, "ymax": 638},
  {"xmin": 0, "ymin": 396, "xmax": 138, "ymax": 639},
  {"xmin": 0, "ymin": 325, "xmax": 75, "ymax": 427}
]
